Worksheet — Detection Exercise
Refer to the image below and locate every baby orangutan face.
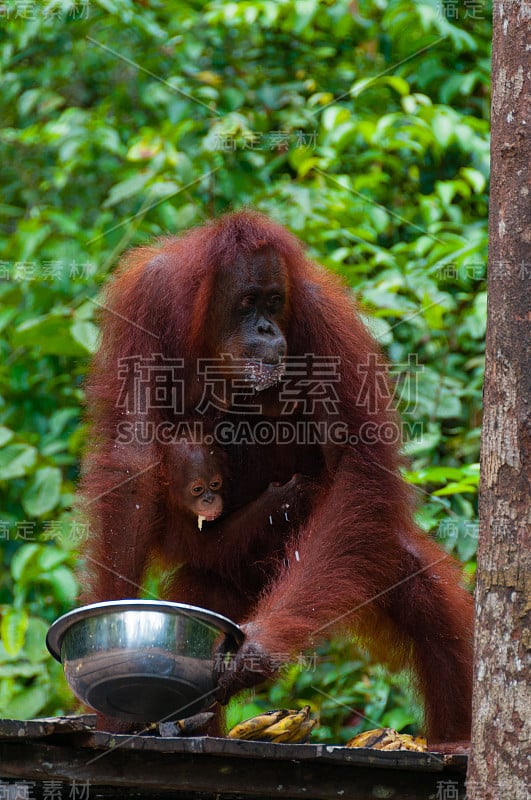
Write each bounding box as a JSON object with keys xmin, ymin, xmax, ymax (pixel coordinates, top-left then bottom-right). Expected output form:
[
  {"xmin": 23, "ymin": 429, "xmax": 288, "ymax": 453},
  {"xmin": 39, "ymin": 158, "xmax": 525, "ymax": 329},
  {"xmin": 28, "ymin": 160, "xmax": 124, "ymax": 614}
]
[{"xmin": 178, "ymin": 446, "xmax": 224, "ymax": 531}]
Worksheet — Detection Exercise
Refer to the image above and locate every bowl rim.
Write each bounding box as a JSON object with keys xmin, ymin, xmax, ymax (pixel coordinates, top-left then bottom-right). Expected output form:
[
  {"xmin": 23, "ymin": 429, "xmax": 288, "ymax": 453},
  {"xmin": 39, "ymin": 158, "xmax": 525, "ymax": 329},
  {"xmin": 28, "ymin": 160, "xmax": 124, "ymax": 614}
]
[{"xmin": 46, "ymin": 600, "xmax": 244, "ymax": 662}]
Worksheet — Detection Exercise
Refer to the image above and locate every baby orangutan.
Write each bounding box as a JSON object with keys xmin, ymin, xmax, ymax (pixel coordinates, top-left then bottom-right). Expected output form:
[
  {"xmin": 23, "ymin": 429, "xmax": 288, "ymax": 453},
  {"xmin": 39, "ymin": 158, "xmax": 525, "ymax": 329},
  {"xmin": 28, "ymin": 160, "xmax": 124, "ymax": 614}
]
[{"xmin": 171, "ymin": 442, "xmax": 225, "ymax": 531}]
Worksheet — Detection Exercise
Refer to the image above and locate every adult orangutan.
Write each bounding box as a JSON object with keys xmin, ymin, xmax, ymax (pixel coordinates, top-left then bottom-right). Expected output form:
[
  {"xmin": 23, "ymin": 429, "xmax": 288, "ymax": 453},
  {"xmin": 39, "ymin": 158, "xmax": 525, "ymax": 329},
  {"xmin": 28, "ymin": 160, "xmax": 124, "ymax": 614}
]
[{"xmin": 80, "ymin": 210, "xmax": 473, "ymax": 744}]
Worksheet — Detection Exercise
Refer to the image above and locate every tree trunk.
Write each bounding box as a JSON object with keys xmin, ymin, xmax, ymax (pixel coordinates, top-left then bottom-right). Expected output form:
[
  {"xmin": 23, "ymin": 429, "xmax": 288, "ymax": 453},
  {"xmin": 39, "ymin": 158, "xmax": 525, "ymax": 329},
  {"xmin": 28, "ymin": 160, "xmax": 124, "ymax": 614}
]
[{"xmin": 467, "ymin": 3, "xmax": 531, "ymax": 799}]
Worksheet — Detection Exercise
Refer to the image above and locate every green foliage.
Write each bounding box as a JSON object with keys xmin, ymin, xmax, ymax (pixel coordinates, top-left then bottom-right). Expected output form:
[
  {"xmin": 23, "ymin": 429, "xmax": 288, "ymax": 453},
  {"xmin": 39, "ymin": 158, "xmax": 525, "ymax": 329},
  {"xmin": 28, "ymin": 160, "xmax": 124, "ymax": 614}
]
[{"xmin": 0, "ymin": 0, "xmax": 489, "ymax": 732}]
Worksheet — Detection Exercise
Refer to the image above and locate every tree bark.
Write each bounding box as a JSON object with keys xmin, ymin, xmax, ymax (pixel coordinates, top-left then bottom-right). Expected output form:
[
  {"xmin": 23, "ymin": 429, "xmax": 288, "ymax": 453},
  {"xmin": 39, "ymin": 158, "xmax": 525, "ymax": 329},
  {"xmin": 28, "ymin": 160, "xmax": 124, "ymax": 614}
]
[{"xmin": 467, "ymin": 3, "xmax": 531, "ymax": 799}]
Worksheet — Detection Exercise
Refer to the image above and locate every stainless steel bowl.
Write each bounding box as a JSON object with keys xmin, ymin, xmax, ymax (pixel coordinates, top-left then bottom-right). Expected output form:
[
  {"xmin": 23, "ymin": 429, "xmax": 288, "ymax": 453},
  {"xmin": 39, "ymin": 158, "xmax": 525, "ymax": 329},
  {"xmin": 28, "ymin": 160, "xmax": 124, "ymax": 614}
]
[{"xmin": 46, "ymin": 600, "xmax": 243, "ymax": 722}]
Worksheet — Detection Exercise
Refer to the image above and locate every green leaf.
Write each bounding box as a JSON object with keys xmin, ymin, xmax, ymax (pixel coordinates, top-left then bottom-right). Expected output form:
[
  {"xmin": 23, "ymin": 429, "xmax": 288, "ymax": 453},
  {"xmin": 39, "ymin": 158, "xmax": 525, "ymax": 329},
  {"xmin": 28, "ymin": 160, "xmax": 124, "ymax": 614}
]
[
  {"xmin": 23, "ymin": 618, "xmax": 50, "ymax": 664},
  {"xmin": 431, "ymin": 113, "xmax": 454, "ymax": 147},
  {"xmin": 13, "ymin": 314, "xmax": 87, "ymax": 356},
  {"xmin": 45, "ymin": 566, "xmax": 78, "ymax": 604},
  {"xmin": 433, "ymin": 392, "xmax": 462, "ymax": 419},
  {"xmin": 457, "ymin": 528, "xmax": 479, "ymax": 561},
  {"xmin": 381, "ymin": 707, "xmax": 417, "ymax": 731},
  {"xmin": 10, "ymin": 544, "xmax": 41, "ymax": 582},
  {"xmin": 0, "ymin": 663, "xmax": 42, "ymax": 678},
  {"xmin": 321, "ymin": 105, "xmax": 351, "ymax": 131},
  {"xmin": 1, "ymin": 608, "xmax": 29, "ymax": 656},
  {"xmin": 0, "ymin": 307, "xmax": 17, "ymax": 333},
  {"xmin": 22, "ymin": 466, "xmax": 62, "ymax": 516},
  {"xmin": 2, "ymin": 683, "xmax": 49, "ymax": 720},
  {"xmin": 461, "ymin": 463, "xmax": 480, "ymax": 478},
  {"xmin": 423, "ymin": 301, "xmax": 445, "ymax": 330},
  {"xmin": 351, "ymin": 76, "xmax": 410, "ymax": 98},
  {"xmin": 71, "ymin": 320, "xmax": 100, "ymax": 353},
  {"xmin": 48, "ymin": 408, "xmax": 79, "ymax": 438},
  {"xmin": 37, "ymin": 546, "xmax": 69, "ymax": 573},
  {"xmin": 0, "ymin": 426, "xmax": 14, "ymax": 447},
  {"xmin": 126, "ymin": 137, "xmax": 163, "ymax": 162},
  {"xmin": 402, "ymin": 428, "xmax": 441, "ymax": 457},
  {"xmin": 460, "ymin": 167, "xmax": 486, "ymax": 193},
  {"xmin": 361, "ymin": 314, "xmax": 393, "ymax": 345},
  {"xmin": 407, "ymin": 466, "xmax": 464, "ymax": 484},
  {"xmin": 103, "ymin": 171, "xmax": 154, "ymax": 208},
  {"xmin": 433, "ymin": 482, "xmax": 478, "ymax": 496},
  {"xmin": 0, "ymin": 444, "xmax": 37, "ymax": 479}
]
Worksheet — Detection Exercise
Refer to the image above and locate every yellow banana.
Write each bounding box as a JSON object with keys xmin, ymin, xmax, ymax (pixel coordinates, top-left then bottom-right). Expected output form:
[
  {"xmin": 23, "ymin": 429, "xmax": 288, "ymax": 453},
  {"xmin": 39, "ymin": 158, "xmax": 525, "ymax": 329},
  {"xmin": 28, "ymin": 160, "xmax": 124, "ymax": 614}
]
[
  {"xmin": 270, "ymin": 718, "xmax": 317, "ymax": 744},
  {"xmin": 227, "ymin": 706, "xmax": 317, "ymax": 744},
  {"xmin": 227, "ymin": 709, "xmax": 292, "ymax": 740},
  {"xmin": 258, "ymin": 706, "xmax": 311, "ymax": 742},
  {"xmin": 395, "ymin": 734, "xmax": 427, "ymax": 752},
  {"xmin": 346, "ymin": 727, "xmax": 427, "ymax": 752},
  {"xmin": 346, "ymin": 728, "xmax": 394, "ymax": 749}
]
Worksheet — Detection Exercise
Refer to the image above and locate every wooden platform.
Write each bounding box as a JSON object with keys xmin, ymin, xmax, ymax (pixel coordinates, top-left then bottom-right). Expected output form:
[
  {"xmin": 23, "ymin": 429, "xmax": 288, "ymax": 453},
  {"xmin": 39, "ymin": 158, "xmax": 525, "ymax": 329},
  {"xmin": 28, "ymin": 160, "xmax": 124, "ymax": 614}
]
[{"xmin": 0, "ymin": 716, "xmax": 467, "ymax": 799}]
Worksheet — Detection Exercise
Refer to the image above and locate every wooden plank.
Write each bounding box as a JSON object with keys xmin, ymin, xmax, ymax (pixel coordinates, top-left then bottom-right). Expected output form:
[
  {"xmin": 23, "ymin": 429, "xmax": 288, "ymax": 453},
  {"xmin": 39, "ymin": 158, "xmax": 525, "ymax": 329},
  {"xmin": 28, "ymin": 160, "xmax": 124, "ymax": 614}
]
[
  {"xmin": 0, "ymin": 716, "xmax": 467, "ymax": 799},
  {"xmin": 0, "ymin": 715, "xmax": 467, "ymax": 773},
  {"xmin": 0, "ymin": 739, "xmax": 467, "ymax": 800},
  {"xmin": 65, "ymin": 731, "xmax": 465, "ymax": 772},
  {"xmin": 0, "ymin": 715, "xmax": 95, "ymax": 738}
]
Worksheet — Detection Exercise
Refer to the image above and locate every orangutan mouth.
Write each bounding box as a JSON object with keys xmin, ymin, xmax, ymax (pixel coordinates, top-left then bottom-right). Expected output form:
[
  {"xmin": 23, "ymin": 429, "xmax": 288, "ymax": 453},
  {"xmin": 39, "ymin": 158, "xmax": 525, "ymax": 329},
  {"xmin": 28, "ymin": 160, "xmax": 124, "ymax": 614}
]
[
  {"xmin": 244, "ymin": 359, "xmax": 286, "ymax": 391},
  {"xmin": 197, "ymin": 510, "xmax": 222, "ymax": 531}
]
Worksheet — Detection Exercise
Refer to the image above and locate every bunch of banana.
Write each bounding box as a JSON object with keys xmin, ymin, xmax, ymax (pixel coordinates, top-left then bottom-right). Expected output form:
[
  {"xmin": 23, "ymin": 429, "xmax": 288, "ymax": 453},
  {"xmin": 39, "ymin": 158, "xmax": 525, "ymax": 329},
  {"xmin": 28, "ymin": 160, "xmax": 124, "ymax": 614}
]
[
  {"xmin": 346, "ymin": 727, "xmax": 427, "ymax": 752},
  {"xmin": 227, "ymin": 706, "xmax": 317, "ymax": 744}
]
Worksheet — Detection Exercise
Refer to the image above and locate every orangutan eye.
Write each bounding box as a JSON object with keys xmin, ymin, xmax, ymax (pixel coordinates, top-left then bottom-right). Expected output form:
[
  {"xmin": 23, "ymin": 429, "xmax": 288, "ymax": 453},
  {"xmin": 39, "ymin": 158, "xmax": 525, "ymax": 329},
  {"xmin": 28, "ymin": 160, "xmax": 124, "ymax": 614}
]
[
  {"xmin": 210, "ymin": 479, "xmax": 222, "ymax": 491},
  {"xmin": 239, "ymin": 295, "xmax": 256, "ymax": 311},
  {"xmin": 191, "ymin": 485, "xmax": 204, "ymax": 496},
  {"xmin": 267, "ymin": 294, "xmax": 283, "ymax": 312}
]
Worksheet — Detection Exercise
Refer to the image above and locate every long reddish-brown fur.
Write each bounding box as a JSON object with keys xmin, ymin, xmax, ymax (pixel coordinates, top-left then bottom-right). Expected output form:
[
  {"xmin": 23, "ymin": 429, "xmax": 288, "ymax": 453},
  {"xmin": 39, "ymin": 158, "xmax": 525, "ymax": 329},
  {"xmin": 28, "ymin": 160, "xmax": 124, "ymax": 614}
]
[{"xmin": 80, "ymin": 210, "xmax": 473, "ymax": 742}]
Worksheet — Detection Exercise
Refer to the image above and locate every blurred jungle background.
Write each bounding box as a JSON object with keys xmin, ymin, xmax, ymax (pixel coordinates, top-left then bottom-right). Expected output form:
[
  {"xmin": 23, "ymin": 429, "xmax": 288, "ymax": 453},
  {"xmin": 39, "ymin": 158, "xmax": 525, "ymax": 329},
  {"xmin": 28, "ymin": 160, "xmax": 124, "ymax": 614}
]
[{"xmin": 0, "ymin": 0, "xmax": 490, "ymax": 741}]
